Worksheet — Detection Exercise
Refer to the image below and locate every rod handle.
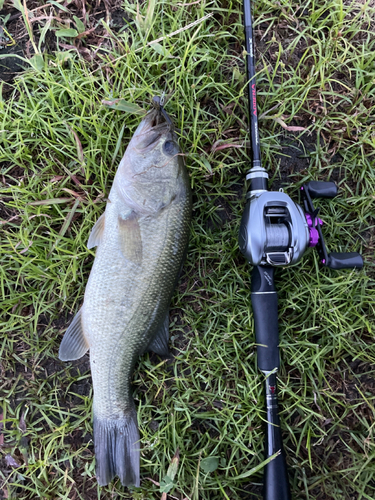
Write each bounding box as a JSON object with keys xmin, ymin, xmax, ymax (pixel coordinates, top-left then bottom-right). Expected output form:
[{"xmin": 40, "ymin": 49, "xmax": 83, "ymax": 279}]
[
  {"xmin": 251, "ymin": 266, "xmax": 280, "ymax": 372},
  {"xmin": 264, "ymin": 452, "xmax": 291, "ymax": 500}
]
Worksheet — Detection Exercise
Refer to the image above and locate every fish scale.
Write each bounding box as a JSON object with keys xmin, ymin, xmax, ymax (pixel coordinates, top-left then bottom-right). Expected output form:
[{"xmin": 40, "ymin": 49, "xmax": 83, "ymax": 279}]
[{"xmin": 59, "ymin": 105, "xmax": 191, "ymax": 487}]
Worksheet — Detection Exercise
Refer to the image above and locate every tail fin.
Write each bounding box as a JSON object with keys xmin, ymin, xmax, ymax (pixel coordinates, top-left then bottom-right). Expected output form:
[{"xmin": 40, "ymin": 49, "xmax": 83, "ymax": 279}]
[{"xmin": 94, "ymin": 411, "xmax": 140, "ymax": 487}]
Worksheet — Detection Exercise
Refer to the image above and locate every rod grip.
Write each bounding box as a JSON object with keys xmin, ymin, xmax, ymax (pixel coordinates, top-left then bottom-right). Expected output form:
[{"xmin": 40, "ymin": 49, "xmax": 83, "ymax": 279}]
[
  {"xmin": 264, "ymin": 451, "xmax": 291, "ymax": 500},
  {"xmin": 251, "ymin": 266, "xmax": 280, "ymax": 372}
]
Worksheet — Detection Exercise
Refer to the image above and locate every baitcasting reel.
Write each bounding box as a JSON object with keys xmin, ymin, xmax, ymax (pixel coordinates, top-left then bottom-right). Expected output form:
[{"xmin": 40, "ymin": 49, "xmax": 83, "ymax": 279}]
[{"xmin": 239, "ymin": 166, "xmax": 363, "ymax": 270}]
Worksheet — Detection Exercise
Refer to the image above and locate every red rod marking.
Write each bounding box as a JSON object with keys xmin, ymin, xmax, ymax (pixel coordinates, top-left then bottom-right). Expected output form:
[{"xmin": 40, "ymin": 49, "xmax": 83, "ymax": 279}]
[{"xmin": 252, "ymin": 84, "xmax": 257, "ymax": 116}]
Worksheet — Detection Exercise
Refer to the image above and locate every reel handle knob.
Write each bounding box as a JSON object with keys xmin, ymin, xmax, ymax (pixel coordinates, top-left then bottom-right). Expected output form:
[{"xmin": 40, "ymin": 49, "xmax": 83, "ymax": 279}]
[
  {"xmin": 326, "ymin": 252, "xmax": 364, "ymax": 270},
  {"xmin": 305, "ymin": 181, "xmax": 337, "ymax": 199}
]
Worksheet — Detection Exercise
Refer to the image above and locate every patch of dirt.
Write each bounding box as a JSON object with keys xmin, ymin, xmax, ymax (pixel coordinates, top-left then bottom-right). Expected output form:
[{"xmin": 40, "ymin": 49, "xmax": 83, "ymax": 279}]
[
  {"xmin": 0, "ymin": 199, "xmax": 19, "ymax": 224},
  {"xmin": 1, "ymin": 163, "xmax": 25, "ymax": 185},
  {"xmin": 284, "ymin": 359, "xmax": 375, "ymax": 499},
  {"xmin": 0, "ymin": 42, "xmax": 24, "ymax": 84},
  {"xmin": 0, "ymin": 1, "xmax": 129, "ymax": 92},
  {"xmin": 270, "ymin": 134, "xmax": 319, "ymax": 191},
  {"xmin": 204, "ymin": 182, "xmax": 241, "ymax": 231},
  {"xmin": 0, "ymin": 9, "xmax": 26, "ymax": 91}
]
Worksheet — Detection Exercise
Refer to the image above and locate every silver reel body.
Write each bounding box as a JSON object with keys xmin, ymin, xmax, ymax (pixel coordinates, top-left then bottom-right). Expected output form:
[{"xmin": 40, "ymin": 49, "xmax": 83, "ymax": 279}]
[{"xmin": 239, "ymin": 169, "xmax": 310, "ymax": 266}]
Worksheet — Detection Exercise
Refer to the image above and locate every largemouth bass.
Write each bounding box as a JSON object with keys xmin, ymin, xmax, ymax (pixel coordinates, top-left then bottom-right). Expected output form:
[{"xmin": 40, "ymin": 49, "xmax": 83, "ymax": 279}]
[{"xmin": 58, "ymin": 103, "xmax": 191, "ymax": 487}]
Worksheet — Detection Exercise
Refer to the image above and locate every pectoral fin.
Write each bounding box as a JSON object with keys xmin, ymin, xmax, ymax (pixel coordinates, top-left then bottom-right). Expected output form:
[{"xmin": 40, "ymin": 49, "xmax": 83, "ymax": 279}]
[
  {"xmin": 88, "ymin": 213, "xmax": 105, "ymax": 249},
  {"xmin": 146, "ymin": 311, "xmax": 170, "ymax": 356},
  {"xmin": 118, "ymin": 212, "xmax": 142, "ymax": 265},
  {"xmin": 59, "ymin": 308, "xmax": 89, "ymax": 361}
]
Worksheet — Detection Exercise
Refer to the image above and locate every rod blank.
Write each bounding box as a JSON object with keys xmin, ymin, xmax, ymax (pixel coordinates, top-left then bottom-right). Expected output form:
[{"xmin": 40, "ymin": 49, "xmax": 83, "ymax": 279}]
[{"xmin": 244, "ymin": 0, "xmax": 261, "ymax": 168}]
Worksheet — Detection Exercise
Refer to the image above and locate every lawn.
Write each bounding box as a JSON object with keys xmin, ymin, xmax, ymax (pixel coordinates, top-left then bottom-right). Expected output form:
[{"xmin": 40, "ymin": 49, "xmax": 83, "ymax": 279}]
[{"xmin": 0, "ymin": 0, "xmax": 374, "ymax": 499}]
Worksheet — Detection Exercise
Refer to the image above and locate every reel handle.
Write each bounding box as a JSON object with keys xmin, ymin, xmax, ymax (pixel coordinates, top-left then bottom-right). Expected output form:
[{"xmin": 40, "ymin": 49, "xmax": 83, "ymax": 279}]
[
  {"xmin": 326, "ymin": 252, "xmax": 364, "ymax": 270},
  {"xmin": 305, "ymin": 181, "xmax": 337, "ymax": 199},
  {"xmin": 301, "ymin": 183, "xmax": 363, "ymax": 270}
]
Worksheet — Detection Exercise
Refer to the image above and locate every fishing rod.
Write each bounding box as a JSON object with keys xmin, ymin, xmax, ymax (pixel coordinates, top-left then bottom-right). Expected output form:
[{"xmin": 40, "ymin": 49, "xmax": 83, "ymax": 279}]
[{"xmin": 238, "ymin": 2, "xmax": 364, "ymax": 499}]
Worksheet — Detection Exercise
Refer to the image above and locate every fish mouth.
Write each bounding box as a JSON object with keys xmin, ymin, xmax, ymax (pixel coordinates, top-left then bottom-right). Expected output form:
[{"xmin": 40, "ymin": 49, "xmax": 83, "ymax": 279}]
[
  {"xmin": 135, "ymin": 101, "xmax": 175, "ymax": 150},
  {"xmin": 146, "ymin": 103, "xmax": 174, "ymax": 130}
]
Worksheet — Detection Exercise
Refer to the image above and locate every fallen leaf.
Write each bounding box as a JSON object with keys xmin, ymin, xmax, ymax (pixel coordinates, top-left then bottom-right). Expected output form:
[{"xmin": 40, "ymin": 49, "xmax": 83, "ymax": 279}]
[
  {"xmin": 5, "ymin": 454, "xmax": 21, "ymax": 468},
  {"xmin": 19, "ymin": 241, "xmax": 33, "ymax": 254},
  {"xmin": 274, "ymin": 117, "xmax": 306, "ymax": 132},
  {"xmin": 19, "ymin": 413, "xmax": 26, "ymax": 433},
  {"xmin": 55, "ymin": 28, "xmax": 78, "ymax": 38},
  {"xmin": 50, "ymin": 175, "xmax": 65, "ymax": 183},
  {"xmin": 201, "ymin": 456, "xmax": 219, "ymax": 473},
  {"xmin": 66, "ymin": 124, "xmax": 85, "ymax": 170},
  {"xmin": 160, "ymin": 448, "xmax": 180, "ymax": 497},
  {"xmin": 62, "ymin": 188, "xmax": 84, "ymax": 198},
  {"xmin": 29, "ymin": 198, "xmax": 73, "ymax": 206},
  {"xmin": 102, "ymin": 99, "xmax": 146, "ymax": 115},
  {"xmin": 211, "ymin": 139, "xmax": 243, "ymax": 152}
]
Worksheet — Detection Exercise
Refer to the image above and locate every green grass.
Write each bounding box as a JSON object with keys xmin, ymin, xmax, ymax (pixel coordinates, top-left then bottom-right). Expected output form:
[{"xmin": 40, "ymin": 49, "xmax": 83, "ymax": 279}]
[{"xmin": 0, "ymin": 0, "xmax": 375, "ymax": 498}]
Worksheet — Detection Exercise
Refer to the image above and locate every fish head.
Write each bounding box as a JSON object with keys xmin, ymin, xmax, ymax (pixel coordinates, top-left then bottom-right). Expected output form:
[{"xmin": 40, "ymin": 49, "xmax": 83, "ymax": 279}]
[
  {"xmin": 131, "ymin": 107, "xmax": 180, "ymax": 166},
  {"xmin": 116, "ymin": 106, "xmax": 186, "ymax": 215}
]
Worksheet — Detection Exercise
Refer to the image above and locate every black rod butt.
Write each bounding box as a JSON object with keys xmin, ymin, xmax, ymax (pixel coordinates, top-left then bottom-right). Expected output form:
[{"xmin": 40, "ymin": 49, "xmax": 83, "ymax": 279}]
[{"xmin": 263, "ymin": 452, "xmax": 291, "ymax": 500}]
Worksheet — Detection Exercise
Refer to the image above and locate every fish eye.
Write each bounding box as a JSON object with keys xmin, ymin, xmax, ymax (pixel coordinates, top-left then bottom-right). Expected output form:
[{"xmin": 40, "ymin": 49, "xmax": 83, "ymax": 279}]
[{"xmin": 163, "ymin": 140, "xmax": 179, "ymax": 156}]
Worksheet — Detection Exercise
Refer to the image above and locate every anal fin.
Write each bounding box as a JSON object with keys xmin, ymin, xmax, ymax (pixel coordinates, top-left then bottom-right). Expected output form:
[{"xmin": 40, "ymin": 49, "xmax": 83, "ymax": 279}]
[
  {"xmin": 147, "ymin": 311, "xmax": 170, "ymax": 356},
  {"xmin": 58, "ymin": 308, "xmax": 89, "ymax": 361}
]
